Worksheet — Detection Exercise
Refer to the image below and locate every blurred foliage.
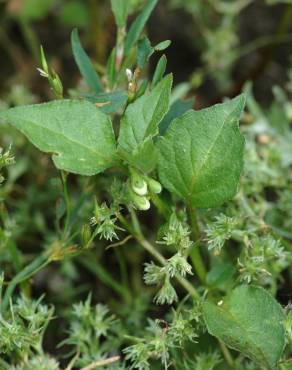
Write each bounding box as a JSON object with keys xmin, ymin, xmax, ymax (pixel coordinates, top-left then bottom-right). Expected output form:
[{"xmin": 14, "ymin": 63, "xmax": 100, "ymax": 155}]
[{"xmin": 0, "ymin": 0, "xmax": 291, "ymax": 369}]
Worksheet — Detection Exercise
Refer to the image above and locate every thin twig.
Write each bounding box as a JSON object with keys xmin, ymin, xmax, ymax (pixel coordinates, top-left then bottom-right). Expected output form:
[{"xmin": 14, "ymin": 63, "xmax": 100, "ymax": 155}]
[
  {"xmin": 106, "ymin": 235, "xmax": 133, "ymax": 249},
  {"xmin": 80, "ymin": 356, "xmax": 120, "ymax": 370},
  {"xmin": 64, "ymin": 351, "xmax": 80, "ymax": 370}
]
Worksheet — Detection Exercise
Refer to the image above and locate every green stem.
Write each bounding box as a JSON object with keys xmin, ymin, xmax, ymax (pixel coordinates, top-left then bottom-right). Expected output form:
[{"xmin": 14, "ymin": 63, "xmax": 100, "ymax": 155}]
[
  {"xmin": 219, "ymin": 340, "xmax": 234, "ymax": 368},
  {"xmin": 61, "ymin": 171, "xmax": 71, "ymax": 238},
  {"xmin": 189, "ymin": 246, "xmax": 207, "ymax": 284},
  {"xmin": 118, "ymin": 214, "xmax": 200, "ymax": 300},
  {"xmin": 139, "ymin": 238, "xmax": 200, "ymax": 299},
  {"xmin": 114, "ymin": 248, "xmax": 130, "ymax": 294},
  {"xmin": 129, "ymin": 207, "xmax": 142, "ymax": 236},
  {"xmin": 78, "ymin": 254, "xmax": 131, "ymax": 303},
  {"xmin": 2, "ymin": 254, "xmax": 48, "ymax": 312},
  {"xmin": 187, "ymin": 205, "xmax": 207, "ymax": 284},
  {"xmin": 150, "ymin": 192, "xmax": 171, "ymax": 219}
]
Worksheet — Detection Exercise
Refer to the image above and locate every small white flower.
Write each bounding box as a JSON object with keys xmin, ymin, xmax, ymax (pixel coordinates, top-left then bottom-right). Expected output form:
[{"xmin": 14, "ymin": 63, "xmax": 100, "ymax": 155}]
[
  {"xmin": 126, "ymin": 68, "xmax": 133, "ymax": 81},
  {"xmin": 37, "ymin": 68, "xmax": 49, "ymax": 78}
]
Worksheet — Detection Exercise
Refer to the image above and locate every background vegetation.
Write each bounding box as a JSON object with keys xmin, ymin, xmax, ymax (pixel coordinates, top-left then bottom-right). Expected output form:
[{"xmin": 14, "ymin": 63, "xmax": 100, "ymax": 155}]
[{"xmin": 0, "ymin": 0, "xmax": 292, "ymax": 369}]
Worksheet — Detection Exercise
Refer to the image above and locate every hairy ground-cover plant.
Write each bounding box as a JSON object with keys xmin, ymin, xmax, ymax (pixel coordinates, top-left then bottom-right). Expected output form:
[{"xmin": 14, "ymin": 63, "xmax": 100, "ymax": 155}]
[{"xmin": 0, "ymin": 0, "xmax": 291, "ymax": 369}]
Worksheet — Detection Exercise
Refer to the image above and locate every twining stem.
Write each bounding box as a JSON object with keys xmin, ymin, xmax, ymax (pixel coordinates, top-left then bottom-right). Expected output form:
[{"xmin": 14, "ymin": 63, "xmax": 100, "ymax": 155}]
[
  {"xmin": 118, "ymin": 213, "xmax": 200, "ymax": 300},
  {"xmin": 187, "ymin": 205, "xmax": 207, "ymax": 284}
]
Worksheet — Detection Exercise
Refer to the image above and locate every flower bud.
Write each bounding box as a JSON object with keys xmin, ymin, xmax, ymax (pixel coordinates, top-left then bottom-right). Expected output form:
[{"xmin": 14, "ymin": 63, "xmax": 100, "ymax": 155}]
[
  {"xmin": 130, "ymin": 190, "xmax": 150, "ymax": 211},
  {"xmin": 130, "ymin": 169, "xmax": 148, "ymax": 196},
  {"xmin": 51, "ymin": 73, "xmax": 63, "ymax": 98},
  {"xmin": 147, "ymin": 178, "xmax": 162, "ymax": 194}
]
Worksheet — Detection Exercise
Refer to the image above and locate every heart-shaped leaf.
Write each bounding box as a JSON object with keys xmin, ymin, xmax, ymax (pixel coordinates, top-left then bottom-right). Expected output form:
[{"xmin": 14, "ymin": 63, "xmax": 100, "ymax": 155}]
[
  {"xmin": 0, "ymin": 100, "xmax": 117, "ymax": 176},
  {"xmin": 157, "ymin": 94, "xmax": 245, "ymax": 208}
]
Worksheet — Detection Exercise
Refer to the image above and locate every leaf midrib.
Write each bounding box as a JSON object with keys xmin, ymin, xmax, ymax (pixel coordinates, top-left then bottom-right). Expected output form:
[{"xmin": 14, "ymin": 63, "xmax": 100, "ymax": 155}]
[
  {"xmin": 208, "ymin": 304, "xmax": 272, "ymax": 368},
  {"xmin": 130, "ymin": 91, "xmax": 163, "ymax": 147},
  {"xmin": 188, "ymin": 106, "xmax": 239, "ymax": 199},
  {"xmin": 130, "ymin": 78, "xmax": 170, "ymax": 149},
  {"xmin": 15, "ymin": 117, "xmax": 114, "ymax": 164}
]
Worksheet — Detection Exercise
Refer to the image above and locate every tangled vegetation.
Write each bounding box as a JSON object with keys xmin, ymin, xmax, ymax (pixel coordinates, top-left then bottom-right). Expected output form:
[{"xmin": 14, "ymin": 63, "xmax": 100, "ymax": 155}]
[{"xmin": 0, "ymin": 0, "xmax": 292, "ymax": 369}]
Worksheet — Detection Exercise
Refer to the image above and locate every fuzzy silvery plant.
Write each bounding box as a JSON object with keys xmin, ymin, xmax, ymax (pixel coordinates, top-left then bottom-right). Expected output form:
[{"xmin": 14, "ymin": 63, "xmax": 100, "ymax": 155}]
[{"xmin": 0, "ymin": 0, "xmax": 292, "ymax": 369}]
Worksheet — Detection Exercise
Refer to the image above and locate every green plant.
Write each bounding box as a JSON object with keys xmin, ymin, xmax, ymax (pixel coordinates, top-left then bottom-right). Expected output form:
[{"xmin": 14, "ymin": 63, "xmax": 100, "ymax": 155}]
[
  {"xmin": 168, "ymin": 0, "xmax": 292, "ymax": 93},
  {"xmin": 0, "ymin": 0, "xmax": 291, "ymax": 369}
]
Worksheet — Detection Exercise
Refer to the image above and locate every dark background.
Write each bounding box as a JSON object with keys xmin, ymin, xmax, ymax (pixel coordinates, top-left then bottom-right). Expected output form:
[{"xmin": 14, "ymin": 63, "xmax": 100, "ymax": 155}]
[{"xmin": 0, "ymin": 0, "xmax": 292, "ymax": 107}]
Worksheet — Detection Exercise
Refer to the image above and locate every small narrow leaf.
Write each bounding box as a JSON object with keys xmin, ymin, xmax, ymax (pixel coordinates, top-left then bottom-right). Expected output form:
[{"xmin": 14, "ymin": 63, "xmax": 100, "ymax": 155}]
[
  {"xmin": 124, "ymin": 0, "xmax": 158, "ymax": 53},
  {"xmin": 0, "ymin": 100, "xmax": 117, "ymax": 175},
  {"xmin": 136, "ymin": 79, "xmax": 149, "ymax": 98},
  {"xmin": 137, "ymin": 37, "xmax": 154, "ymax": 69},
  {"xmin": 106, "ymin": 48, "xmax": 117, "ymax": 88},
  {"xmin": 152, "ymin": 54, "xmax": 167, "ymax": 87},
  {"xmin": 170, "ymin": 82, "xmax": 190, "ymax": 104},
  {"xmin": 157, "ymin": 94, "xmax": 245, "ymax": 208},
  {"xmin": 203, "ymin": 285, "xmax": 286, "ymax": 369},
  {"xmin": 71, "ymin": 28, "xmax": 103, "ymax": 93},
  {"xmin": 110, "ymin": 0, "xmax": 128, "ymax": 27},
  {"xmin": 154, "ymin": 40, "xmax": 171, "ymax": 51}
]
